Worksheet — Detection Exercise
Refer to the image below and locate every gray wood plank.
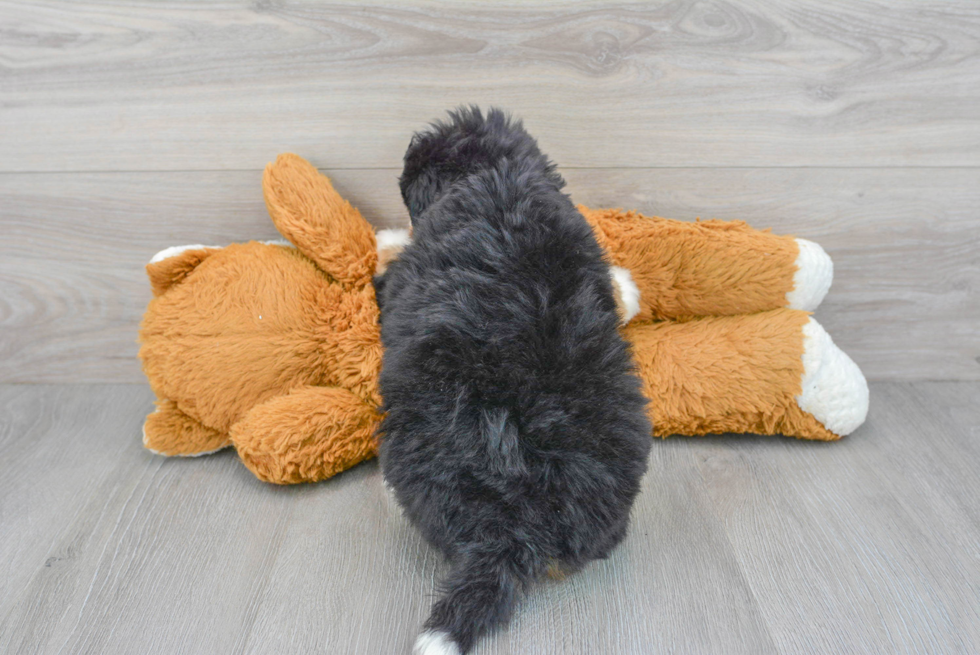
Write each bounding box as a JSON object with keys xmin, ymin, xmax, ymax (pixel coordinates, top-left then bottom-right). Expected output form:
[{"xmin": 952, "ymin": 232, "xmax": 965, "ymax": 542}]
[
  {"xmin": 0, "ymin": 383, "xmax": 774, "ymax": 654},
  {"xmin": 2, "ymin": 167, "xmax": 977, "ymax": 384},
  {"xmin": 2, "ymin": 1, "xmax": 979, "ymax": 171},
  {"xmin": 239, "ymin": 429, "xmax": 778, "ymax": 655},
  {"xmin": 1, "ymin": 382, "xmax": 978, "ymax": 653},
  {"xmin": 0, "ymin": 384, "xmax": 148, "ymax": 613},
  {"xmin": 0, "ymin": 384, "xmax": 292, "ymax": 654},
  {"xmin": 683, "ymin": 381, "xmax": 980, "ymax": 654}
]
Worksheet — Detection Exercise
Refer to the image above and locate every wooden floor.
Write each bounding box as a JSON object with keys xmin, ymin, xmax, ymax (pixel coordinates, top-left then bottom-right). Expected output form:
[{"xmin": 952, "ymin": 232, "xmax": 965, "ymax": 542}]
[
  {"xmin": 1, "ymin": 382, "xmax": 978, "ymax": 654},
  {"xmin": 2, "ymin": 1, "xmax": 979, "ymax": 653}
]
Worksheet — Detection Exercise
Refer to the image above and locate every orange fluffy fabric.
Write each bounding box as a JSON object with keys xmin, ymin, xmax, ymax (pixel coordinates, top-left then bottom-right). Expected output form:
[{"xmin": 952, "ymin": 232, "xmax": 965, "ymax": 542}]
[
  {"xmin": 582, "ymin": 207, "xmax": 798, "ymax": 322},
  {"xmin": 141, "ymin": 155, "xmax": 384, "ymax": 483},
  {"xmin": 140, "ymin": 153, "xmax": 837, "ymax": 485},
  {"xmin": 626, "ymin": 312, "xmax": 834, "ymax": 440}
]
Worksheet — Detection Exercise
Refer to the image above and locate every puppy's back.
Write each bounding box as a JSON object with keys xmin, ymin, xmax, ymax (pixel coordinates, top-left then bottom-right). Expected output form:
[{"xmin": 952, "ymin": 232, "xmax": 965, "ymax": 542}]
[
  {"xmin": 378, "ymin": 108, "xmax": 652, "ymax": 655},
  {"xmin": 383, "ymin": 159, "xmax": 639, "ymax": 437}
]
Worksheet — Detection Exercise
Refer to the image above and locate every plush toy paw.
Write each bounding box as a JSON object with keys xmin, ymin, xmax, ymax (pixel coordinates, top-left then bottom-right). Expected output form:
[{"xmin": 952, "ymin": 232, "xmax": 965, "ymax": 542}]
[
  {"xmin": 230, "ymin": 385, "xmax": 381, "ymax": 484},
  {"xmin": 786, "ymin": 238, "xmax": 833, "ymax": 311},
  {"xmin": 375, "ymin": 228, "xmax": 412, "ymax": 275},
  {"xmin": 610, "ymin": 265, "xmax": 641, "ymax": 324},
  {"xmin": 796, "ymin": 317, "xmax": 869, "ymax": 436},
  {"xmin": 143, "ymin": 400, "xmax": 231, "ymax": 456},
  {"xmin": 146, "ymin": 244, "xmax": 221, "ymax": 296},
  {"xmin": 624, "ymin": 309, "xmax": 866, "ymax": 440}
]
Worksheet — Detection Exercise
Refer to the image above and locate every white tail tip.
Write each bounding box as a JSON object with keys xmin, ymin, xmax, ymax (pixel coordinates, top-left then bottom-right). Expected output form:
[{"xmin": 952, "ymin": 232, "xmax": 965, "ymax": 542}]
[{"xmin": 413, "ymin": 631, "xmax": 461, "ymax": 655}]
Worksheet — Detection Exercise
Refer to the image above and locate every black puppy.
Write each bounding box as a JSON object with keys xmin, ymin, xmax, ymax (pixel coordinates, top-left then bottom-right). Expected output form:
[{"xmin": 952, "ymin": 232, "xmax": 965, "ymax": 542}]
[{"xmin": 376, "ymin": 107, "xmax": 652, "ymax": 655}]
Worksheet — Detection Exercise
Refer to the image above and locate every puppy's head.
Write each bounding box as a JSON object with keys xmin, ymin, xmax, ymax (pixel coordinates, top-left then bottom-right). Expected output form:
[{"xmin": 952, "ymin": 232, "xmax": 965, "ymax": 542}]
[{"xmin": 400, "ymin": 106, "xmax": 562, "ymax": 223}]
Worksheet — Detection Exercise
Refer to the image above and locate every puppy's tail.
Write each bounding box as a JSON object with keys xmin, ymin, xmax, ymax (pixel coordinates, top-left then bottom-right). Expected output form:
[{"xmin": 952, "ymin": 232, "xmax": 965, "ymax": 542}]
[{"xmin": 413, "ymin": 542, "xmax": 539, "ymax": 655}]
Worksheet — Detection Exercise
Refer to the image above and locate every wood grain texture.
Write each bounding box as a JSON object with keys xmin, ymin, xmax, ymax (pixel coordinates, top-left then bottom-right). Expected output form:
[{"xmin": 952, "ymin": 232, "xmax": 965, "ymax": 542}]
[
  {"xmin": 2, "ymin": 0, "xmax": 980, "ymax": 171},
  {"xmin": 2, "ymin": 167, "xmax": 977, "ymax": 383},
  {"xmin": 1, "ymin": 382, "xmax": 977, "ymax": 653},
  {"xmin": 685, "ymin": 381, "xmax": 980, "ymax": 653}
]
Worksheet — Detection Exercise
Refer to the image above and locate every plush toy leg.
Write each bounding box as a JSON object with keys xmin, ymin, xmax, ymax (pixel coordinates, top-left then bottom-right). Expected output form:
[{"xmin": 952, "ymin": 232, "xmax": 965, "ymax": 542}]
[
  {"xmin": 145, "ymin": 245, "xmax": 220, "ymax": 296},
  {"xmin": 374, "ymin": 228, "xmax": 412, "ymax": 275},
  {"xmin": 143, "ymin": 399, "xmax": 231, "ymax": 456},
  {"xmin": 581, "ymin": 206, "xmax": 833, "ymax": 321},
  {"xmin": 230, "ymin": 385, "xmax": 381, "ymax": 485},
  {"xmin": 624, "ymin": 309, "xmax": 868, "ymax": 440},
  {"xmin": 263, "ymin": 153, "xmax": 378, "ymax": 287}
]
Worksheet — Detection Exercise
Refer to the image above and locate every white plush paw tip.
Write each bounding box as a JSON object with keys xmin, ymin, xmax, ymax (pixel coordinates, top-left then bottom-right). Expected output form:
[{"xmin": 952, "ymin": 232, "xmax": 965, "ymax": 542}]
[
  {"xmin": 142, "ymin": 422, "xmax": 162, "ymax": 455},
  {"xmin": 786, "ymin": 238, "xmax": 833, "ymax": 311},
  {"xmin": 796, "ymin": 318, "xmax": 869, "ymax": 436},
  {"xmin": 414, "ymin": 631, "xmax": 461, "ymax": 655},
  {"xmin": 260, "ymin": 238, "xmax": 294, "ymax": 248},
  {"xmin": 375, "ymin": 228, "xmax": 412, "ymax": 275},
  {"xmin": 609, "ymin": 265, "xmax": 641, "ymax": 324},
  {"xmin": 148, "ymin": 244, "xmax": 220, "ymax": 264},
  {"xmin": 375, "ymin": 228, "xmax": 412, "ymax": 253}
]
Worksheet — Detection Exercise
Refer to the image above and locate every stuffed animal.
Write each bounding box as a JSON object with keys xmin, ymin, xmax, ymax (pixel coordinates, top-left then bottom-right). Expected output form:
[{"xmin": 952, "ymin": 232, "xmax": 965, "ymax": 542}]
[{"xmin": 139, "ymin": 154, "xmax": 868, "ymax": 484}]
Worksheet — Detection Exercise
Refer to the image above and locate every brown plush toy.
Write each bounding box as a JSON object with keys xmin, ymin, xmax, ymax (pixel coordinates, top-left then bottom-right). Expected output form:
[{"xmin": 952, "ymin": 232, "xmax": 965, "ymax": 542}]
[{"xmin": 139, "ymin": 154, "xmax": 868, "ymax": 484}]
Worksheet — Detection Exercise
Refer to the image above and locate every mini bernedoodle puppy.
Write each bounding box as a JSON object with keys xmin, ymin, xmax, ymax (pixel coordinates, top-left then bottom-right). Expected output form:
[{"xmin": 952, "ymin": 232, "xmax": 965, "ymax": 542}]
[{"xmin": 375, "ymin": 107, "xmax": 652, "ymax": 655}]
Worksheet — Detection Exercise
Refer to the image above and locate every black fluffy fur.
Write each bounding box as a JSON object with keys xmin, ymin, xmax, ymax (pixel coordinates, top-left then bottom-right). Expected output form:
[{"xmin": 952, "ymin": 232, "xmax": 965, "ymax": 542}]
[{"xmin": 376, "ymin": 107, "xmax": 652, "ymax": 654}]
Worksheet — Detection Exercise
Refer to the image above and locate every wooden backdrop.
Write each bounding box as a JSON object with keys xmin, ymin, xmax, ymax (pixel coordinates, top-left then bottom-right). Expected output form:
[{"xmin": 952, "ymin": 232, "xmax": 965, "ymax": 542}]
[{"xmin": 1, "ymin": 1, "xmax": 978, "ymax": 381}]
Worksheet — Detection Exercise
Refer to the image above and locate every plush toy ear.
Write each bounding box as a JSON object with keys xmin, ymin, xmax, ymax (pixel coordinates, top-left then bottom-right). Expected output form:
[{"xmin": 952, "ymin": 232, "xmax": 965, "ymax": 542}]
[{"xmin": 263, "ymin": 153, "xmax": 377, "ymax": 286}]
